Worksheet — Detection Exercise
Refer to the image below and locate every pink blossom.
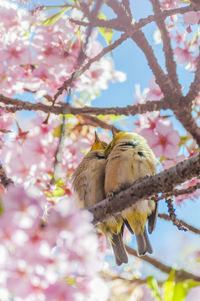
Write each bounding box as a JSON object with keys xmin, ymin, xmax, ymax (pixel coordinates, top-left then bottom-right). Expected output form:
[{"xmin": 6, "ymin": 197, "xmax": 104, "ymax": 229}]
[
  {"xmin": 146, "ymin": 77, "xmax": 163, "ymax": 100},
  {"xmin": 162, "ymin": 155, "xmax": 185, "ymax": 169},
  {"xmin": 0, "ymin": 186, "xmax": 107, "ymax": 300},
  {"xmin": 170, "ymin": 30, "xmax": 186, "ymax": 45},
  {"xmin": 3, "ymin": 185, "xmax": 43, "ymax": 219},
  {"xmin": 161, "ymin": 0, "xmax": 181, "ymax": 10},
  {"xmin": 176, "ymin": 179, "xmax": 200, "ymax": 204},
  {"xmin": 134, "ymin": 77, "xmax": 163, "ymax": 104},
  {"xmin": 140, "ymin": 119, "xmax": 180, "ymax": 158},
  {"xmin": 2, "ymin": 41, "xmax": 31, "ymax": 65},
  {"xmin": 184, "ymin": 12, "xmax": 200, "ymax": 25},
  {"xmin": 174, "ymin": 46, "xmax": 194, "ymax": 65}
]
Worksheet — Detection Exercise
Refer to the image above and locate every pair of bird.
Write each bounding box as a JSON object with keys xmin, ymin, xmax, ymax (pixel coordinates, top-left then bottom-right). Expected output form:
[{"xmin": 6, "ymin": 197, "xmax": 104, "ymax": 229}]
[{"xmin": 72, "ymin": 130, "xmax": 158, "ymax": 265}]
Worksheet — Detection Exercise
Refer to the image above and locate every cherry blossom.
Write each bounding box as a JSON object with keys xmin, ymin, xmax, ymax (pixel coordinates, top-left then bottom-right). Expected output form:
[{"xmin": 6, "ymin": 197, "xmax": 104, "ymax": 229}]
[
  {"xmin": 161, "ymin": 0, "xmax": 181, "ymax": 10},
  {"xmin": 174, "ymin": 45, "xmax": 194, "ymax": 65},
  {"xmin": 0, "ymin": 1, "xmax": 125, "ymax": 100},
  {"xmin": 183, "ymin": 11, "xmax": 200, "ymax": 25},
  {"xmin": 139, "ymin": 118, "xmax": 180, "ymax": 159},
  {"xmin": 134, "ymin": 77, "xmax": 163, "ymax": 103},
  {"xmin": 0, "ymin": 185, "xmax": 108, "ymax": 300}
]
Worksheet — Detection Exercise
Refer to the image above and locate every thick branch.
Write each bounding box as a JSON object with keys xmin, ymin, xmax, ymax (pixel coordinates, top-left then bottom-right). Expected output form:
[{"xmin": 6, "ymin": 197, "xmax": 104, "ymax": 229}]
[
  {"xmin": 89, "ymin": 152, "xmax": 200, "ymax": 224},
  {"xmin": 126, "ymin": 246, "xmax": 200, "ymax": 282},
  {"xmin": 186, "ymin": 47, "xmax": 200, "ymax": 101},
  {"xmin": 174, "ymin": 103, "xmax": 200, "ymax": 146},
  {"xmin": 131, "ymin": 30, "xmax": 173, "ymax": 97}
]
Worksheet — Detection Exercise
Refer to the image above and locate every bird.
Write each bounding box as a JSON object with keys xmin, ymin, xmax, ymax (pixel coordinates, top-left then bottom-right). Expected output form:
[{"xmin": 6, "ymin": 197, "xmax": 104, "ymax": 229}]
[
  {"xmin": 104, "ymin": 131, "xmax": 158, "ymax": 256},
  {"xmin": 72, "ymin": 132, "xmax": 128, "ymax": 265}
]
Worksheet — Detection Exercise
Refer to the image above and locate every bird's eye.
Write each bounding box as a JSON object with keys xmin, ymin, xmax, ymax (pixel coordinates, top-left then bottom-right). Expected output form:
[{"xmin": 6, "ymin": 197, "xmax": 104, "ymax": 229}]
[{"xmin": 138, "ymin": 151, "xmax": 144, "ymax": 157}]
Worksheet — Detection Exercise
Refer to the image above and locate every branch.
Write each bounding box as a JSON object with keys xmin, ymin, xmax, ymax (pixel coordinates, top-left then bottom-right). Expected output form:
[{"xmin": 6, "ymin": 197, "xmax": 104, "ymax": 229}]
[
  {"xmin": 153, "ymin": 181, "xmax": 200, "ymax": 201},
  {"xmin": 80, "ymin": 114, "xmax": 120, "ymax": 132},
  {"xmin": 186, "ymin": 46, "xmax": 200, "ymax": 101},
  {"xmin": 103, "ymin": 273, "xmax": 163, "ymax": 286},
  {"xmin": 159, "ymin": 213, "xmax": 200, "ymax": 235},
  {"xmin": 53, "ymin": 32, "xmax": 129, "ymax": 101},
  {"xmin": 0, "ymin": 94, "xmax": 170, "ymax": 116},
  {"xmin": 165, "ymin": 198, "xmax": 187, "ymax": 231},
  {"xmin": 126, "ymin": 246, "xmax": 200, "ymax": 282},
  {"xmin": 0, "ymin": 163, "xmax": 13, "ymax": 187},
  {"xmin": 149, "ymin": 0, "xmax": 182, "ymax": 96},
  {"xmin": 89, "ymin": 152, "xmax": 200, "ymax": 224},
  {"xmin": 70, "ymin": 5, "xmax": 200, "ymax": 32},
  {"xmin": 131, "ymin": 30, "xmax": 172, "ymax": 97},
  {"xmin": 173, "ymin": 102, "xmax": 200, "ymax": 146}
]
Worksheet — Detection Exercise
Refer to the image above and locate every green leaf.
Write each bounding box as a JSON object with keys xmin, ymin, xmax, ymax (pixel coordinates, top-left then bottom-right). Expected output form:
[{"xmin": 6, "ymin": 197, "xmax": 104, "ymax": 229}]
[
  {"xmin": 163, "ymin": 269, "xmax": 200, "ymax": 301},
  {"xmin": 53, "ymin": 125, "xmax": 62, "ymax": 137},
  {"xmin": 97, "ymin": 12, "xmax": 113, "ymax": 45},
  {"xmin": 147, "ymin": 276, "xmax": 162, "ymax": 301},
  {"xmin": 42, "ymin": 5, "xmax": 68, "ymax": 10},
  {"xmin": 41, "ymin": 7, "xmax": 71, "ymax": 26},
  {"xmin": 178, "ymin": 134, "xmax": 191, "ymax": 147},
  {"xmin": 0, "ymin": 201, "xmax": 4, "ymax": 215},
  {"xmin": 163, "ymin": 269, "xmax": 175, "ymax": 301},
  {"xmin": 174, "ymin": 280, "xmax": 200, "ymax": 301},
  {"xmin": 172, "ymin": 283, "xmax": 186, "ymax": 301}
]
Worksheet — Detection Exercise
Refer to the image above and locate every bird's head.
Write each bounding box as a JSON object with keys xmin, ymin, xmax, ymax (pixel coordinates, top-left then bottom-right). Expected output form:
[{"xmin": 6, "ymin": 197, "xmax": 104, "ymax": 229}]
[
  {"xmin": 104, "ymin": 131, "xmax": 149, "ymax": 158},
  {"xmin": 90, "ymin": 132, "xmax": 108, "ymax": 151}
]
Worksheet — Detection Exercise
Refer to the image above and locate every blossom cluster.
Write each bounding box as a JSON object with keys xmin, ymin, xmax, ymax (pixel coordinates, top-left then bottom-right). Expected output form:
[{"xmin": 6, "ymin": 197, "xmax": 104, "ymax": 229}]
[
  {"xmin": 0, "ymin": 0, "xmax": 125, "ymax": 100},
  {"xmin": 0, "ymin": 185, "xmax": 108, "ymax": 300}
]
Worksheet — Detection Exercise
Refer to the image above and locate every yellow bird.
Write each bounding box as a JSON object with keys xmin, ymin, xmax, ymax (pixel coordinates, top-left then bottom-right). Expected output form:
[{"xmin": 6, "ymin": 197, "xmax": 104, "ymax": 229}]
[
  {"xmin": 105, "ymin": 131, "xmax": 157, "ymax": 256},
  {"xmin": 72, "ymin": 132, "xmax": 128, "ymax": 265}
]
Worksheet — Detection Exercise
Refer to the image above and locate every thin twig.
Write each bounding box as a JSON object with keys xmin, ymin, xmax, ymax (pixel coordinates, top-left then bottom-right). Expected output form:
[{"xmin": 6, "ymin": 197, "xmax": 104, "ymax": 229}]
[
  {"xmin": 125, "ymin": 245, "xmax": 200, "ymax": 282},
  {"xmin": 53, "ymin": 32, "xmax": 129, "ymax": 101},
  {"xmin": 81, "ymin": 114, "xmax": 120, "ymax": 132},
  {"xmin": 165, "ymin": 198, "xmax": 188, "ymax": 231},
  {"xmin": 158, "ymin": 213, "xmax": 200, "ymax": 235},
  {"xmin": 70, "ymin": 5, "xmax": 200, "ymax": 32},
  {"xmin": 153, "ymin": 181, "xmax": 200, "ymax": 201}
]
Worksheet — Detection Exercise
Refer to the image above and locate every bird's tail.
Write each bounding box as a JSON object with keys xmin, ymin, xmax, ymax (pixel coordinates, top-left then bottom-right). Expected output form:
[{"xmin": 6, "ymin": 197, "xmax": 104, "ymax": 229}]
[
  {"xmin": 111, "ymin": 232, "xmax": 128, "ymax": 266},
  {"xmin": 136, "ymin": 227, "xmax": 153, "ymax": 256}
]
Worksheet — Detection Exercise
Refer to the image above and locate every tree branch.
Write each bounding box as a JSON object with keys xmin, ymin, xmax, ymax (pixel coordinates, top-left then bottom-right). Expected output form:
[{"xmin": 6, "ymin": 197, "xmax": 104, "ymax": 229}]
[
  {"xmin": 173, "ymin": 102, "xmax": 200, "ymax": 146},
  {"xmin": 0, "ymin": 94, "xmax": 170, "ymax": 116},
  {"xmin": 126, "ymin": 246, "xmax": 200, "ymax": 282},
  {"xmin": 89, "ymin": 152, "xmax": 200, "ymax": 224},
  {"xmin": 149, "ymin": 0, "xmax": 182, "ymax": 96},
  {"xmin": 159, "ymin": 213, "xmax": 200, "ymax": 235},
  {"xmin": 186, "ymin": 46, "xmax": 200, "ymax": 101},
  {"xmin": 165, "ymin": 198, "xmax": 188, "ymax": 231},
  {"xmin": 131, "ymin": 30, "xmax": 173, "ymax": 97},
  {"xmin": 53, "ymin": 32, "xmax": 129, "ymax": 101},
  {"xmin": 70, "ymin": 5, "xmax": 200, "ymax": 32},
  {"xmin": 153, "ymin": 180, "xmax": 200, "ymax": 201},
  {"xmin": 80, "ymin": 114, "xmax": 120, "ymax": 132}
]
